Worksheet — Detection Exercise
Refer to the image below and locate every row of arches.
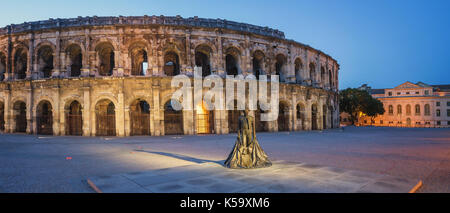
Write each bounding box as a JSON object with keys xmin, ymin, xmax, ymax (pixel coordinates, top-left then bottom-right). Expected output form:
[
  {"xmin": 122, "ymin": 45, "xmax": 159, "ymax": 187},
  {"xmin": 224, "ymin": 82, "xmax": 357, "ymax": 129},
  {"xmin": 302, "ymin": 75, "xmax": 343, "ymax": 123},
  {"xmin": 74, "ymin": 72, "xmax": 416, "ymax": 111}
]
[
  {"xmin": 1, "ymin": 41, "xmax": 337, "ymax": 89},
  {"xmin": 0, "ymin": 99, "xmax": 333, "ymax": 136}
]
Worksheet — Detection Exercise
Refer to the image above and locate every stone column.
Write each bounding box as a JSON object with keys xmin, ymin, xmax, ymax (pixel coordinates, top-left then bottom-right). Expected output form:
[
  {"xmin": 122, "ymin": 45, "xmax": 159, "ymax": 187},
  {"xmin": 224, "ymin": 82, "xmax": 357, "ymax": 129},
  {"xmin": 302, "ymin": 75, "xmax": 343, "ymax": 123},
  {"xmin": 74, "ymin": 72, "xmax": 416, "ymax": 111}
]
[
  {"xmin": 28, "ymin": 34, "xmax": 35, "ymax": 80},
  {"xmin": 80, "ymin": 30, "xmax": 90, "ymax": 77},
  {"xmin": 82, "ymin": 85, "xmax": 91, "ymax": 136},
  {"xmin": 151, "ymin": 81, "xmax": 161, "ymax": 136},
  {"xmin": 52, "ymin": 86, "xmax": 60, "ymax": 135},
  {"xmin": 4, "ymin": 88, "xmax": 11, "ymax": 132},
  {"xmin": 52, "ymin": 32, "xmax": 61, "ymax": 78},
  {"xmin": 124, "ymin": 106, "xmax": 130, "ymax": 136},
  {"xmin": 25, "ymin": 84, "xmax": 33, "ymax": 134}
]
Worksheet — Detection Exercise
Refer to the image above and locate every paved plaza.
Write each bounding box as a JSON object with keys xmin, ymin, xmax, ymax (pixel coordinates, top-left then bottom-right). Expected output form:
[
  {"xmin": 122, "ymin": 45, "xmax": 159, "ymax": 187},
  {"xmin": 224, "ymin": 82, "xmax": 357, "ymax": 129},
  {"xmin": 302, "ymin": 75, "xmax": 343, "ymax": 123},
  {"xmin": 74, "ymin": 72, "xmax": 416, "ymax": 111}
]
[{"xmin": 0, "ymin": 127, "xmax": 449, "ymax": 192}]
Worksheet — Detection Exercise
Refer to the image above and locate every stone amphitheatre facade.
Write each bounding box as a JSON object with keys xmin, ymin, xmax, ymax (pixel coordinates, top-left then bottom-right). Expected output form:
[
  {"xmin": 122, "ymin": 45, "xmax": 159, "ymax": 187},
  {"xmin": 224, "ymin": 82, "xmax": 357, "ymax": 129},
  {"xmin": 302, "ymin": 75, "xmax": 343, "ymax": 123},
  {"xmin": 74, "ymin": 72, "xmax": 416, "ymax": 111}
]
[{"xmin": 0, "ymin": 16, "xmax": 339, "ymax": 136}]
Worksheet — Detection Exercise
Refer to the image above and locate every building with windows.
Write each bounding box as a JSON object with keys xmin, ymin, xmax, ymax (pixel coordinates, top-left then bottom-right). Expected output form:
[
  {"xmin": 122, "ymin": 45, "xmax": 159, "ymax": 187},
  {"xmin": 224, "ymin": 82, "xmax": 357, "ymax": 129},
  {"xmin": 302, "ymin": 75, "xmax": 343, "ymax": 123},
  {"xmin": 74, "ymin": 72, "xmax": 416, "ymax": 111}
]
[
  {"xmin": 343, "ymin": 82, "xmax": 450, "ymax": 128},
  {"xmin": 0, "ymin": 16, "xmax": 340, "ymax": 136}
]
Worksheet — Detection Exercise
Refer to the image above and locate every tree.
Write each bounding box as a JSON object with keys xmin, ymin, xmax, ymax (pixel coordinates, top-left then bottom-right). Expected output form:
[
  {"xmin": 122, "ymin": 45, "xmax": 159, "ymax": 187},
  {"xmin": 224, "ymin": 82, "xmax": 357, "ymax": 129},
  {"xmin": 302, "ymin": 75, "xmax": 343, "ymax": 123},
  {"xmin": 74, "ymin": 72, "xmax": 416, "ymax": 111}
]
[{"xmin": 339, "ymin": 88, "xmax": 385, "ymax": 125}]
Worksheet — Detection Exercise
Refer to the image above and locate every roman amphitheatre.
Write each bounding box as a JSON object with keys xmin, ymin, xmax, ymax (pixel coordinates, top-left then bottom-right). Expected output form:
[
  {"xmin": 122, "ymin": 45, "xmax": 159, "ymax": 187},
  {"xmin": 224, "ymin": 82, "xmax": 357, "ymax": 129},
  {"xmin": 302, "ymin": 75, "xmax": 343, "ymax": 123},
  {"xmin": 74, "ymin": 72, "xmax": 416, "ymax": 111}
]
[{"xmin": 0, "ymin": 15, "xmax": 339, "ymax": 136}]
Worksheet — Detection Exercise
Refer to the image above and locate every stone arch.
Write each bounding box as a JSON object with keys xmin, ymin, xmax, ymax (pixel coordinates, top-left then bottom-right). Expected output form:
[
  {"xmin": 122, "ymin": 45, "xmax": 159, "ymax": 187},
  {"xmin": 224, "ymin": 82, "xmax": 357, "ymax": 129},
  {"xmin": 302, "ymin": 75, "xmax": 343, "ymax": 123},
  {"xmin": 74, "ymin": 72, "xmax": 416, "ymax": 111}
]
[
  {"xmin": 65, "ymin": 43, "xmax": 83, "ymax": 77},
  {"xmin": 252, "ymin": 50, "xmax": 265, "ymax": 79},
  {"xmin": 309, "ymin": 62, "xmax": 316, "ymax": 83},
  {"xmin": 12, "ymin": 100, "xmax": 27, "ymax": 133},
  {"xmin": 164, "ymin": 99, "xmax": 184, "ymax": 135},
  {"xmin": 13, "ymin": 45, "xmax": 28, "ymax": 79},
  {"xmin": 406, "ymin": 104, "xmax": 411, "ymax": 115},
  {"xmin": 294, "ymin": 57, "xmax": 303, "ymax": 83},
  {"xmin": 95, "ymin": 99, "xmax": 116, "ymax": 136},
  {"xmin": 129, "ymin": 99, "xmax": 151, "ymax": 136},
  {"xmin": 194, "ymin": 43, "xmax": 213, "ymax": 77},
  {"xmin": 275, "ymin": 54, "xmax": 287, "ymax": 82},
  {"xmin": 278, "ymin": 100, "xmax": 290, "ymax": 131},
  {"xmin": 0, "ymin": 51, "xmax": 6, "ymax": 81},
  {"xmin": 129, "ymin": 41, "xmax": 149, "ymax": 76},
  {"xmin": 65, "ymin": 100, "xmax": 83, "ymax": 136},
  {"xmin": 95, "ymin": 42, "xmax": 115, "ymax": 76},
  {"xmin": 296, "ymin": 101, "xmax": 306, "ymax": 130},
  {"xmin": 224, "ymin": 46, "xmax": 242, "ymax": 76},
  {"xmin": 195, "ymin": 101, "xmax": 214, "ymax": 134},
  {"xmin": 36, "ymin": 100, "xmax": 53, "ymax": 135},
  {"xmin": 320, "ymin": 66, "xmax": 326, "ymax": 86}
]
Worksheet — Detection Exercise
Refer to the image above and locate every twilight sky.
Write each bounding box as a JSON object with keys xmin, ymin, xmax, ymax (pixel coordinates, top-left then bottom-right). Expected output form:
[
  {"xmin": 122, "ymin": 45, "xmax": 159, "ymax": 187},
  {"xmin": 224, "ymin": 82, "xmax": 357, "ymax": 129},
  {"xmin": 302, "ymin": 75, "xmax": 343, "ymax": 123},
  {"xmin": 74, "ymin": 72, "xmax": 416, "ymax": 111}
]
[{"xmin": 1, "ymin": 0, "xmax": 449, "ymax": 89}]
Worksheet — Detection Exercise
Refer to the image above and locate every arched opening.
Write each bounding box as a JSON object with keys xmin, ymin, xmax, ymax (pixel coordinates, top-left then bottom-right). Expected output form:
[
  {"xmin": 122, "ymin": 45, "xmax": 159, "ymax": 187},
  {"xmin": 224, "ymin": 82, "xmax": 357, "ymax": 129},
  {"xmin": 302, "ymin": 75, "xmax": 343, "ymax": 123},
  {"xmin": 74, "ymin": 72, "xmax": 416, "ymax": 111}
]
[
  {"xmin": 424, "ymin": 104, "xmax": 430, "ymax": 116},
  {"xmin": 13, "ymin": 101, "xmax": 27, "ymax": 133},
  {"xmin": 95, "ymin": 99, "xmax": 116, "ymax": 136},
  {"xmin": 66, "ymin": 44, "xmax": 82, "ymax": 77},
  {"xmin": 96, "ymin": 42, "xmax": 115, "ymax": 76},
  {"xmin": 37, "ymin": 45, "xmax": 54, "ymax": 78},
  {"xmin": 228, "ymin": 100, "xmax": 242, "ymax": 133},
  {"xmin": 36, "ymin": 100, "xmax": 53, "ymax": 135},
  {"xmin": 164, "ymin": 51, "xmax": 180, "ymax": 76},
  {"xmin": 0, "ymin": 52, "xmax": 6, "ymax": 81},
  {"xmin": 196, "ymin": 101, "xmax": 214, "ymax": 134},
  {"xmin": 296, "ymin": 103, "xmax": 305, "ymax": 130},
  {"xmin": 415, "ymin": 104, "xmax": 420, "ymax": 115},
  {"xmin": 397, "ymin": 105, "xmax": 402, "ymax": 115},
  {"xmin": 252, "ymin": 51, "xmax": 264, "ymax": 79},
  {"xmin": 225, "ymin": 55, "xmax": 239, "ymax": 76},
  {"xmin": 255, "ymin": 103, "xmax": 268, "ymax": 132},
  {"xmin": 309, "ymin": 63, "xmax": 316, "ymax": 83},
  {"xmin": 275, "ymin": 54, "xmax": 286, "ymax": 82},
  {"xmin": 130, "ymin": 46, "xmax": 147, "ymax": 76},
  {"xmin": 311, "ymin": 104, "xmax": 318, "ymax": 130},
  {"xmin": 406, "ymin": 118, "xmax": 411, "ymax": 126},
  {"xmin": 195, "ymin": 45, "xmax": 212, "ymax": 77},
  {"xmin": 294, "ymin": 58, "xmax": 303, "ymax": 83},
  {"xmin": 14, "ymin": 47, "xmax": 28, "ymax": 79},
  {"xmin": 320, "ymin": 67, "xmax": 325, "ymax": 86},
  {"xmin": 278, "ymin": 102, "xmax": 289, "ymax": 131},
  {"xmin": 65, "ymin": 100, "xmax": 82, "ymax": 136},
  {"xmin": 164, "ymin": 100, "xmax": 184, "ymax": 135},
  {"xmin": 0, "ymin": 101, "xmax": 4, "ymax": 131},
  {"xmin": 322, "ymin": 105, "xmax": 327, "ymax": 129},
  {"xmin": 130, "ymin": 100, "xmax": 150, "ymax": 136},
  {"xmin": 328, "ymin": 70, "xmax": 333, "ymax": 88}
]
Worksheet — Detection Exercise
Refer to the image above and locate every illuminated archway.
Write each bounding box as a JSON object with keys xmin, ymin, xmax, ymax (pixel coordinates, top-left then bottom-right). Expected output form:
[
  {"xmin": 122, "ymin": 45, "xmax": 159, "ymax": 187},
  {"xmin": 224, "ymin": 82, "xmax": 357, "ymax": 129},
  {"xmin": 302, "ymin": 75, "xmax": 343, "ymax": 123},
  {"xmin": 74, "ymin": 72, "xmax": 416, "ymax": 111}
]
[{"xmin": 196, "ymin": 101, "xmax": 214, "ymax": 134}]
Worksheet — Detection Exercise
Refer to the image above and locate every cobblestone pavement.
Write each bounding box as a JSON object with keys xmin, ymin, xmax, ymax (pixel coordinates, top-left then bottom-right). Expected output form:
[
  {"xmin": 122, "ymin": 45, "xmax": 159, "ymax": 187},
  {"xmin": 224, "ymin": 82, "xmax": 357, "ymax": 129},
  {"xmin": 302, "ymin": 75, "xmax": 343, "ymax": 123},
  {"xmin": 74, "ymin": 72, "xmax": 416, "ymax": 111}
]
[{"xmin": 0, "ymin": 127, "xmax": 448, "ymax": 192}]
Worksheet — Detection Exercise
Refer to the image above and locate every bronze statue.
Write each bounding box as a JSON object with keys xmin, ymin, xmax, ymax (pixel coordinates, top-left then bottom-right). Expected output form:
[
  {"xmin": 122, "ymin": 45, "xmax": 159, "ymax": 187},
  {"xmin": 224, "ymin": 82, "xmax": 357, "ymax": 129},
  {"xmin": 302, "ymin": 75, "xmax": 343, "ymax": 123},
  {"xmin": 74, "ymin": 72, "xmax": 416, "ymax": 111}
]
[{"xmin": 224, "ymin": 109, "xmax": 272, "ymax": 169}]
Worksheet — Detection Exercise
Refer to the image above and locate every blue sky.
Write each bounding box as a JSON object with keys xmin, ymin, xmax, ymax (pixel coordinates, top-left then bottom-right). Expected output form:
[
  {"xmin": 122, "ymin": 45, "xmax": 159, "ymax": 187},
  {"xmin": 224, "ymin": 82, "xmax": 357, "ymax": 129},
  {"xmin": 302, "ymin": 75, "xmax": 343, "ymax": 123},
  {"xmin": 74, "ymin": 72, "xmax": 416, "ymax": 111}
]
[{"xmin": 1, "ymin": 0, "xmax": 449, "ymax": 89}]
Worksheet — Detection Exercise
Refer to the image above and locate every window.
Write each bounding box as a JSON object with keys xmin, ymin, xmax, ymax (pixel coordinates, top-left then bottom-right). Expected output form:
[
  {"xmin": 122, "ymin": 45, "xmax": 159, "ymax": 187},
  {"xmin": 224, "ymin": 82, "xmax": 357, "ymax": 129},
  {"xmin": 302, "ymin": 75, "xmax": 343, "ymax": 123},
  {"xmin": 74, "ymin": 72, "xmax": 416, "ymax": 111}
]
[
  {"xmin": 425, "ymin": 122, "xmax": 430, "ymax": 125},
  {"xmin": 388, "ymin": 105, "xmax": 393, "ymax": 115},
  {"xmin": 447, "ymin": 102, "xmax": 450, "ymax": 106},
  {"xmin": 397, "ymin": 92, "xmax": 401, "ymax": 95},
  {"xmin": 397, "ymin": 105, "xmax": 402, "ymax": 115},
  {"xmin": 436, "ymin": 102, "xmax": 440, "ymax": 106},
  {"xmin": 415, "ymin": 121, "xmax": 421, "ymax": 125},
  {"xmin": 447, "ymin": 109, "xmax": 450, "ymax": 117},
  {"xmin": 436, "ymin": 109, "xmax": 441, "ymax": 117},
  {"xmin": 425, "ymin": 90, "xmax": 429, "ymax": 95},
  {"xmin": 415, "ymin": 91, "xmax": 419, "ymax": 94},
  {"xmin": 424, "ymin": 104, "xmax": 430, "ymax": 116},
  {"xmin": 388, "ymin": 92, "xmax": 392, "ymax": 96},
  {"xmin": 397, "ymin": 121, "xmax": 402, "ymax": 124},
  {"xmin": 415, "ymin": 104, "xmax": 420, "ymax": 115},
  {"xmin": 406, "ymin": 92, "xmax": 410, "ymax": 95},
  {"xmin": 406, "ymin": 105, "xmax": 411, "ymax": 115},
  {"xmin": 437, "ymin": 121, "xmax": 441, "ymax": 126},
  {"xmin": 448, "ymin": 121, "xmax": 450, "ymax": 125},
  {"xmin": 380, "ymin": 120, "xmax": 383, "ymax": 124},
  {"xmin": 389, "ymin": 121, "xmax": 394, "ymax": 124}
]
